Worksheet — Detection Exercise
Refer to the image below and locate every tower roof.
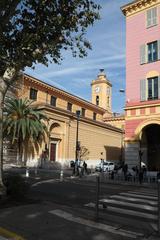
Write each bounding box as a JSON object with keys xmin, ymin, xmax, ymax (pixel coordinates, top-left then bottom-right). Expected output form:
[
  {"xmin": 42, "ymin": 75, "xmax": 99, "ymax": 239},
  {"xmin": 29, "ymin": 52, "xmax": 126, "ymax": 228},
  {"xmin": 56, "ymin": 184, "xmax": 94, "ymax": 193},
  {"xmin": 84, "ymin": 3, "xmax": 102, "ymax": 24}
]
[{"xmin": 93, "ymin": 69, "xmax": 112, "ymax": 87}]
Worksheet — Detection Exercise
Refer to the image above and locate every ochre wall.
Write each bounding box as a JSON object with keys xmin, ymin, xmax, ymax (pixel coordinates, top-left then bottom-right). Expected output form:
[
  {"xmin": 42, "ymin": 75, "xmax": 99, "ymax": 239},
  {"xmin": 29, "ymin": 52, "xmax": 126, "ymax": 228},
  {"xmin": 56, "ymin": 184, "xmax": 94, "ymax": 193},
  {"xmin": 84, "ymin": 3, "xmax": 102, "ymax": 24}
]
[{"xmin": 17, "ymin": 75, "xmax": 123, "ymax": 168}]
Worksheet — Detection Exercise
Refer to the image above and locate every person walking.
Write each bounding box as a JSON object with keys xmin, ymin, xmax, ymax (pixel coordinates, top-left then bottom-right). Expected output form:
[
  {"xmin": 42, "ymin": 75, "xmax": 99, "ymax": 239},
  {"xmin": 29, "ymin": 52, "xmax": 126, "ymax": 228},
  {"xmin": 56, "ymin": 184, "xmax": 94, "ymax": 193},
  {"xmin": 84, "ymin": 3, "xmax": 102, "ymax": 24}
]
[
  {"xmin": 123, "ymin": 164, "xmax": 128, "ymax": 181},
  {"xmin": 83, "ymin": 161, "xmax": 88, "ymax": 175}
]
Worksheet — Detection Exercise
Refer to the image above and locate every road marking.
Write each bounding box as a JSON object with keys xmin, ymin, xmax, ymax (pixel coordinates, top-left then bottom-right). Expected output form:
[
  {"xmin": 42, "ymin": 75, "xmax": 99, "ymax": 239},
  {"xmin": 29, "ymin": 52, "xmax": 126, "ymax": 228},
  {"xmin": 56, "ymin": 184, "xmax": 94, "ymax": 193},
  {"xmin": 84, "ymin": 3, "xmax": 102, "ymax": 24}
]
[
  {"xmin": 119, "ymin": 193, "xmax": 158, "ymax": 200},
  {"xmin": 109, "ymin": 195, "xmax": 157, "ymax": 205},
  {"xmin": 0, "ymin": 227, "xmax": 25, "ymax": 240},
  {"xmin": 100, "ymin": 199, "xmax": 157, "ymax": 211},
  {"xmin": 128, "ymin": 191, "xmax": 158, "ymax": 197},
  {"xmin": 32, "ymin": 179, "xmax": 59, "ymax": 187},
  {"xmin": 49, "ymin": 209, "xmax": 144, "ymax": 238},
  {"xmin": 84, "ymin": 202, "xmax": 157, "ymax": 220},
  {"xmin": 0, "ymin": 236, "xmax": 8, "ymax": 240}
]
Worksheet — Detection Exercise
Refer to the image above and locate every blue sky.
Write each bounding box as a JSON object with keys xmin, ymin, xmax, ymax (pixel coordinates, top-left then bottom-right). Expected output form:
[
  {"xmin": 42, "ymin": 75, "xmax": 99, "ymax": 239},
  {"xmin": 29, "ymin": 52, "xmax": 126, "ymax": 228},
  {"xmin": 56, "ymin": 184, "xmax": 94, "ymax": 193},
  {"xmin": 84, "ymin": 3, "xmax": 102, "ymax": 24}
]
[{"xmin": 25, "ymin": 0, "xmax": 130, "ymax": 113}]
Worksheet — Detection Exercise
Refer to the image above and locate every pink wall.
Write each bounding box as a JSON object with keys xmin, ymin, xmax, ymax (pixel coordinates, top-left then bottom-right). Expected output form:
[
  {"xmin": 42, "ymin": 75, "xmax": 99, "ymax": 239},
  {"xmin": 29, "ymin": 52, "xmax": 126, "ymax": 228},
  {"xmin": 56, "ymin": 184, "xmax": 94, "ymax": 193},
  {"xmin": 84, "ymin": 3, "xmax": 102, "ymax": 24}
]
[
  {"xmin": 125, "ymin": 119, "xmax": 143, "ymax": 139},
  {"xmin": 126, "ymin": 7, "xmax": 160, "ymax": 103}
]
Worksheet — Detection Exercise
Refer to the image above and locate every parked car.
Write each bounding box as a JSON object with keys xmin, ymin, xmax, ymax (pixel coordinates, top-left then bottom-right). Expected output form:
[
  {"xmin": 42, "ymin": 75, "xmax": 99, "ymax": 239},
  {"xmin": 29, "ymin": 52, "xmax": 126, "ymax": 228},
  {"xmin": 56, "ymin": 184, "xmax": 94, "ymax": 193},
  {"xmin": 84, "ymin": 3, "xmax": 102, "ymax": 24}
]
[{"xmin": 95, "ymin": 161, "xmax": 115, "ymax": 172}]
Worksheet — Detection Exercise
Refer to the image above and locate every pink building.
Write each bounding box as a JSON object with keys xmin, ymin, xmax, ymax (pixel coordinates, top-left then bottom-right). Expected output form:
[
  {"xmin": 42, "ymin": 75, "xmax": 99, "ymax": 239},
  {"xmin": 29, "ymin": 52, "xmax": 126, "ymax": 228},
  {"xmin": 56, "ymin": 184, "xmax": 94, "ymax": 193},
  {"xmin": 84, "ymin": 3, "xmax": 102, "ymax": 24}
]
[{"xmin": 122, "ymin": 0, "xmax": 160, "ymax": 171}]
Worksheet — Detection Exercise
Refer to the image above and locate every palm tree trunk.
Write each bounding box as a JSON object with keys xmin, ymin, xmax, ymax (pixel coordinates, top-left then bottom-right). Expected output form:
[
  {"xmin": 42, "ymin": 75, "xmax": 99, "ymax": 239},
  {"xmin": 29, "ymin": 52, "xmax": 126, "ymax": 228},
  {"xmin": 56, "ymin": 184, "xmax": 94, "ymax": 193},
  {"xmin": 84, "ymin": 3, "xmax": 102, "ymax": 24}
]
[{"xmin": 0, "ymin": 90, "xmax": 6, "ymax": 195}]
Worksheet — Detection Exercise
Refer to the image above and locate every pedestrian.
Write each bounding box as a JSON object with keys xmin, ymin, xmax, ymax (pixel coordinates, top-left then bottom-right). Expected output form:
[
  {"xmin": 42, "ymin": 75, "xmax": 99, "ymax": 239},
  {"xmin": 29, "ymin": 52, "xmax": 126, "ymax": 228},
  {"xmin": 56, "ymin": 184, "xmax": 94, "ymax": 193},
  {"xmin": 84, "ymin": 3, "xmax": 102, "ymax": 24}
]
[
  {"xmin": 83, "ymin": 161, "xmax": 88, "ymax": 174},
  {"xmin": 139, "ymin": 170, "xmax": 143, "ymax": 184},
  {"xmin": 142, "ymin": 165, "xmax": 147, "ymax": 176},
  {"xmin": 72, "ymin": 161, "xmax": 76, "ymax": 176},
  {"xmin": 100, "ymin": 159, "xmax": 104, "ymax": 172},
  {"xmin": 157, "ymin": 171, "xmax": 160, "ymax": 181},
  {"xmin": 111, "ymin": 171, "xmax": 114, "ymax": 180},
  {"xmin": 123, "ymin": 164, "xmax": 128, "ymax": 180},
  {"xmin": 135, "ymin": 166, "xmax": 139, "ymax": 176},
  {"xmin": 75, "ymin": 159, "xmax": 79, "ymax": 176}
]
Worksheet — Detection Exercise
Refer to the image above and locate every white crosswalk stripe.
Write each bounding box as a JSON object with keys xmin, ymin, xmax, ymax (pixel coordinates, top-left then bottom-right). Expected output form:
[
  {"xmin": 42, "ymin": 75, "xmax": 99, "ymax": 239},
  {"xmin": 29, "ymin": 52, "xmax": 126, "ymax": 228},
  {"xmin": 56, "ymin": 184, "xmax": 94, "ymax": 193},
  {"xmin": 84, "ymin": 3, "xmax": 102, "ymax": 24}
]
[{"xmin": 84, "ymin": 189, "xmax": 158, "ymax": 222}]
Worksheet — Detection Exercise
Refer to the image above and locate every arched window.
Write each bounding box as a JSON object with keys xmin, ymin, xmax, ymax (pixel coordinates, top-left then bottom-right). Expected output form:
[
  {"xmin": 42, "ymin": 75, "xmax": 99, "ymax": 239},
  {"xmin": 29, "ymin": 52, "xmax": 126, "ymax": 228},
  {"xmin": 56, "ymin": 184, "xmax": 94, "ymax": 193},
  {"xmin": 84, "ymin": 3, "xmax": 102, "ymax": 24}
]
[{"xmin": 96, "ymin": 95, "xmax": 99, "ymax": 106}]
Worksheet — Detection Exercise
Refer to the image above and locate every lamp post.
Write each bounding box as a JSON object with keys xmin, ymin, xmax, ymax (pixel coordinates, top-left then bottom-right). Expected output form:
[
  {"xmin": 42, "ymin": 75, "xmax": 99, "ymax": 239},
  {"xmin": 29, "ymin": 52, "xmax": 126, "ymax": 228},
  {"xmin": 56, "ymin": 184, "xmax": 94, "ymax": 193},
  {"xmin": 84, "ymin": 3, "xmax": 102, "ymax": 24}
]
[
  {"xmin": 75, "ymin": 110, "xmax": 81, "ymax": 162},
  {"xmin": 139, "ymin": 132, "xmax": 143, "ymax": 172}
]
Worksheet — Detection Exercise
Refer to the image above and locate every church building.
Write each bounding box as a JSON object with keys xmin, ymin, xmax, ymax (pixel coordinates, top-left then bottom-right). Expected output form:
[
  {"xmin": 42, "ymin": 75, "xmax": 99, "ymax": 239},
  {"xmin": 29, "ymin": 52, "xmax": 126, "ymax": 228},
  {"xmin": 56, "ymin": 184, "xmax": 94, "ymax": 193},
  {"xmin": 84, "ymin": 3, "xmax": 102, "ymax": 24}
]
[{"xmin": 9, "ymin": 70, "xmax": 124, "ymax": 168}]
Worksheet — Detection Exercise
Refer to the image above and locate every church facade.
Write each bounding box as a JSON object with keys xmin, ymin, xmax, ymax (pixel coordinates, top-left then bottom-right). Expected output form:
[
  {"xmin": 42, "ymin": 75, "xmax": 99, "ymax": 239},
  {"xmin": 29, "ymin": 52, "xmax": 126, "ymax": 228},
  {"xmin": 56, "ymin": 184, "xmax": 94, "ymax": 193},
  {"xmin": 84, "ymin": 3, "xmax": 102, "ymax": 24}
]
[{"xmin": 13, "ymin": 70, "xmax": 123, "ymax": 168}]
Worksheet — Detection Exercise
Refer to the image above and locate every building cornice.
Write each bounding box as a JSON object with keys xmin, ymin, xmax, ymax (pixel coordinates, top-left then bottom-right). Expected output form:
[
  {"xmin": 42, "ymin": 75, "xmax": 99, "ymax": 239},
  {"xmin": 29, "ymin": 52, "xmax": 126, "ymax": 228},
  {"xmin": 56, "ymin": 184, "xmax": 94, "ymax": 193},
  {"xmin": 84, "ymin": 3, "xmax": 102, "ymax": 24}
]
[
  {"xmin": 38, "ymin": 103, "xmax": 123, "ymax": 134},
  {"xmin": 121, "ymin": 0, "xmax": 159, "ymax": 17},
  {"xmin": 125, "ymin": 99, "xmax": 160, "ymax": 110},
  {"xmin": 104, "ymin": 116, "xmax": 125, "ymax": 122},
  {"xmin": 91, "ymin": 79, "xmax": 112, "ymax": 87},
  {"xmin": 24, "ymin": 74, "xmax": 106, "ymax": 114}
]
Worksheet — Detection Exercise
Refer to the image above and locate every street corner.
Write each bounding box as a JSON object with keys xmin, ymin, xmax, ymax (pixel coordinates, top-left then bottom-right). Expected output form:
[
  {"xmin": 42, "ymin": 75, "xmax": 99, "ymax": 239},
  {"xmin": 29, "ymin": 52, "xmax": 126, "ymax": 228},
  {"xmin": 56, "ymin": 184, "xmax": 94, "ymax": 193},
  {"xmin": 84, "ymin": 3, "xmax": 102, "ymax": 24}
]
[{"xmin": 0, "ymin": 227, "xmax": 25, "ymax": 240}]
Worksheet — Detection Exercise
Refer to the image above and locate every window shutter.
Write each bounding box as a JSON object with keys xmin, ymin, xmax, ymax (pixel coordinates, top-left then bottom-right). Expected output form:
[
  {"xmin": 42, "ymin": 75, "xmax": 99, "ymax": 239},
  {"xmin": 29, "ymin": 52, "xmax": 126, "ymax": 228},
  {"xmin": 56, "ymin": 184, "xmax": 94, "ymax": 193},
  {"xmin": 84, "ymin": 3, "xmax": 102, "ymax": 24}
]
[
  {"xmin": 158, "ymin": 40, "xmax": 160, "ymax": 60},
  {"xmin": 152, "ymin": 7, "xmax": 157, "ymax": 25},
  {"xmin": 147, "ymin": 9, "xmax": 152, "ymax": 27},
  {"xmin": 140, "ymin": 79, "xmax": 146, "ymax": 101},
  {"xmin": 158, "ymin": 76, "xmax": 160, "ymax": 99},
  {"xmin": 140, "ymin": 45, "xmax": 146, "ymax": 64}
]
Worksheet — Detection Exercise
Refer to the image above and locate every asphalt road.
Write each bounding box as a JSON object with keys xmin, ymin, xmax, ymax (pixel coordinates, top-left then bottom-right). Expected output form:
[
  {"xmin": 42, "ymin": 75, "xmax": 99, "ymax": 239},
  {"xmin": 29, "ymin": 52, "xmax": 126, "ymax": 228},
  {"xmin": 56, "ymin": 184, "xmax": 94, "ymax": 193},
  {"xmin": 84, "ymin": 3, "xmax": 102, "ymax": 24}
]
[
  {"xmin": 1, "ymin": 169, "xmax": 159, "ymax": 239},
  {"xmin": 30, "ymin": 178, "xmax": 138, "ymax": 207},
  {"xmin": 29, "ymin": 177, "xmax": 159, "ymax": 237}
]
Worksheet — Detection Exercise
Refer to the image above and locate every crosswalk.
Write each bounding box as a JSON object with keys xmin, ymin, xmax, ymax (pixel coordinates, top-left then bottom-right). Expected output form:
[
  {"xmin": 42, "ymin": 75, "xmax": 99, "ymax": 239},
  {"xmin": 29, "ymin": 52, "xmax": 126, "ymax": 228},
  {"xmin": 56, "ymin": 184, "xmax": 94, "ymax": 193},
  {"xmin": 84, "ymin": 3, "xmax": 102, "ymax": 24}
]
[{"xmin": 84, "ymin": 188, "xmax": 158, "ymax": 224}]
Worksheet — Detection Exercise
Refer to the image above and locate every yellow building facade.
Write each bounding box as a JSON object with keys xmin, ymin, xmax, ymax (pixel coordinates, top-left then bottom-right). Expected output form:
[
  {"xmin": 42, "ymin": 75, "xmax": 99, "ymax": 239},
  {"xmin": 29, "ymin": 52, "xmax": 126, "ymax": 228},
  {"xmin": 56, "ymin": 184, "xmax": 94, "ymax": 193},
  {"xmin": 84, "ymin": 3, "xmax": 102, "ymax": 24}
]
[{"xmin": 15, "ymin": 70, "xmax": 123, "ymax": 169}]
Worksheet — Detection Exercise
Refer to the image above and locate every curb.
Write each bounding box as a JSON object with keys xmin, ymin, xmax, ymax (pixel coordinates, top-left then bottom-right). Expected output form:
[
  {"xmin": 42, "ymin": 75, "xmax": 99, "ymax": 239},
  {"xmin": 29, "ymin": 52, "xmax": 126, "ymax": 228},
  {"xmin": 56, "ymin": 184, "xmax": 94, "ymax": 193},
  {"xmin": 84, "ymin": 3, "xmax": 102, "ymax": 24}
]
[{"xmin": 0, "ymin": 227, "xmax": 25, "ymax": 240}]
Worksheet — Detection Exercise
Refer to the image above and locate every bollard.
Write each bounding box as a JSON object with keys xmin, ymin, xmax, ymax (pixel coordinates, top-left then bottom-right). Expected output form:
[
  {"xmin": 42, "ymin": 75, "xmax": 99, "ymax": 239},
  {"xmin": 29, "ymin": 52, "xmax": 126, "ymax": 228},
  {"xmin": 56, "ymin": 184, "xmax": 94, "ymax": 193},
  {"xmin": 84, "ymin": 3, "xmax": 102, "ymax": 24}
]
[
  {"xmin": 60, "ymin": 170, "xmax": 64, "ymax": 182},
  {"xmin": 26, "ymin": 168, "xmax": 29, "ymax": 178},
  {"xmin": 95, "ymin": 175, "xmax": 100, "ymax": 221},
  {"xmin": 158, "ymin": 179, "xmax": 160, "ymax": 235},
  {"xmin": 34, "ymin": 167, "xmax": 38, "ymax": 176}
]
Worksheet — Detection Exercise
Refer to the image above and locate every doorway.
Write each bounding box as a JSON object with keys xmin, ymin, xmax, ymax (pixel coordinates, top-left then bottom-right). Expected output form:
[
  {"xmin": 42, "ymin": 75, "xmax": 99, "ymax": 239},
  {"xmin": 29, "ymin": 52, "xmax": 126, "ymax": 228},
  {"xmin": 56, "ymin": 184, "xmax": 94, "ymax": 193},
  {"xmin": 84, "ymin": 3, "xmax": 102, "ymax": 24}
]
[
  {"xmin": 141, "ymin": 124, "xmax": 160, "ymax": 171},
  {"xmin": 50, "ymin": 143, "xmax": 57, "ymax": 161}
]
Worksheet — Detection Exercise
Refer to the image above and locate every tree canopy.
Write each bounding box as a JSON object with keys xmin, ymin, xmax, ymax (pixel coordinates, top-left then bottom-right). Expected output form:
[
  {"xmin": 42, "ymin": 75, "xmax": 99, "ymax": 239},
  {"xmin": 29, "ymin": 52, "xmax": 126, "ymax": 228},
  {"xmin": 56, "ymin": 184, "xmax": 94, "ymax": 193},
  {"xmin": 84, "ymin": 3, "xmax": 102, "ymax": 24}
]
[
  {"xmin": 0, "ymin": 0, "xmax": 101, "ymax": 192},
  {"xmin": 0, "ymin": 0, "xmax": 101, "ymax": 75}
]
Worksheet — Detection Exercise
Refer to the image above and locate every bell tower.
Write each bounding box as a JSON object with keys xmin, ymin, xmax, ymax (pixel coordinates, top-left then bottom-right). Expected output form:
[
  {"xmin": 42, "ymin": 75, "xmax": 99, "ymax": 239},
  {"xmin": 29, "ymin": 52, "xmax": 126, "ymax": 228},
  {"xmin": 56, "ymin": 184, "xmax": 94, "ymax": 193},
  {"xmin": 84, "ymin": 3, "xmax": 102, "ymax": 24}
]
[{"xmin": 91, "ymin": 69, "xmax": 112, "ymax": 113}]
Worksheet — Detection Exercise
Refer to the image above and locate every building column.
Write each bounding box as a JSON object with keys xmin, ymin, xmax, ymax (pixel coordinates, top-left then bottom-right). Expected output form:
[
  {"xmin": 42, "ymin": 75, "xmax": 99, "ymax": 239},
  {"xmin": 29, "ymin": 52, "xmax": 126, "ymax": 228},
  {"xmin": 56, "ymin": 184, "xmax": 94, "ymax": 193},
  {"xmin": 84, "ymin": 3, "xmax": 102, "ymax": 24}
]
[{"xmin": 125, "ymin": 140, "xmax": 140, "ymax": 169}]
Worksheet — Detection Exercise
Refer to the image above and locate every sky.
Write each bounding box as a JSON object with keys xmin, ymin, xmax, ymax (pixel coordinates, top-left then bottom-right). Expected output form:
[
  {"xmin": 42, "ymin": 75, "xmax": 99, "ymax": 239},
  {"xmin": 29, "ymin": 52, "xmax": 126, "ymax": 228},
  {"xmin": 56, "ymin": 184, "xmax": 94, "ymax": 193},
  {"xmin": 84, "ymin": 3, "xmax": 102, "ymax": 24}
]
[{"xmin": 25, "ymin": 0, "xmax": 130, "ymax": 113}]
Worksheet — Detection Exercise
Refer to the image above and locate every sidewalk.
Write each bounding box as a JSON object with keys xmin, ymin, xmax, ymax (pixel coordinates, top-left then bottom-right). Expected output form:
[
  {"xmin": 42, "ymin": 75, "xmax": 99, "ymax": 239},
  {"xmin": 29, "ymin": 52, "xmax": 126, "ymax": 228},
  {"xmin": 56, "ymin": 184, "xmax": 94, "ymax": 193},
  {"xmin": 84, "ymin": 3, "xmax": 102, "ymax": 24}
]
[{"xmin": 4, "ymin": 167, "xmax": 159, "ymax": 189}]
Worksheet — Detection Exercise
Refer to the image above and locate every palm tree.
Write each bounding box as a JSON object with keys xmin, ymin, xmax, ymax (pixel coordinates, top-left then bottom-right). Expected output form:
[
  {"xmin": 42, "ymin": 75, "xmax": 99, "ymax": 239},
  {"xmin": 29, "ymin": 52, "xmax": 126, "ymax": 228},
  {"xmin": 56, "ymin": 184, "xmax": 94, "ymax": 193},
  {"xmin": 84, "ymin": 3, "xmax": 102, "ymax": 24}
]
[{"xmin": 3, "ymin": 98, "xmax": 48, "ymax": 166}]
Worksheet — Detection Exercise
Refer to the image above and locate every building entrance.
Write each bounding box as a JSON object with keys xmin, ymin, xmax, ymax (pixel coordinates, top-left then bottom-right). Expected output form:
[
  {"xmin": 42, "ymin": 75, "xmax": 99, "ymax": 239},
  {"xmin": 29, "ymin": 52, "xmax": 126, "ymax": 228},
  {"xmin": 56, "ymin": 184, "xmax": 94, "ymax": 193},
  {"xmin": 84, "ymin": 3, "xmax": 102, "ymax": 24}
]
[
  {"xmin": 141, "ymin": 124, "xmax": 160, "ymax": 171},
  {"xmin": 50, "ymin": 143, "xmax": 56, "ymax": 161}
]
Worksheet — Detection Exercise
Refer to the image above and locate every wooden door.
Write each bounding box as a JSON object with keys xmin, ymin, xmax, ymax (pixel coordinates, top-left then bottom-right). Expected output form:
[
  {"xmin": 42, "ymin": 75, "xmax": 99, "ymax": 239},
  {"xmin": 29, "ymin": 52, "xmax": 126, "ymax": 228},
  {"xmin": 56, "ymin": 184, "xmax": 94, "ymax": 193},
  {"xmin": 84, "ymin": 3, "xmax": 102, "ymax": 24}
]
[{"xmin": 50, "ymin": 143, "xmax": 56, "ymax": 161}]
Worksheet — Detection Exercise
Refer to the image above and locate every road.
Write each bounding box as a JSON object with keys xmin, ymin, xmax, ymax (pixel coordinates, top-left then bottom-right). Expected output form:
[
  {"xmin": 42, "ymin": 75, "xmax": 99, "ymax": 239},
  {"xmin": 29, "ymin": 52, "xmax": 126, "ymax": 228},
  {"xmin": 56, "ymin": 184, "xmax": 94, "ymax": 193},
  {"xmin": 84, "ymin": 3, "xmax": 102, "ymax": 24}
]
[
  {"xmin": 0, "ymin": 171, "xmax": 159, "ymax": 240},
  {"xmin": 30, "ymin": 176, "xmax": 159, "ymax": 237}
]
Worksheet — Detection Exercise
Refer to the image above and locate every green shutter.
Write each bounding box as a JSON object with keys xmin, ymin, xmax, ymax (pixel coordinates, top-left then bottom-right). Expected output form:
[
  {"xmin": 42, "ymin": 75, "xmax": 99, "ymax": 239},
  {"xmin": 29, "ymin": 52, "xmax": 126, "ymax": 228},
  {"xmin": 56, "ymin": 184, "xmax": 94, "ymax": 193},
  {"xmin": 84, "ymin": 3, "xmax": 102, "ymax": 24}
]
[
  {"xmin": 140, "ymin": 45, "xmax": 146, "ymax": 64},
  {"xmin": 140, "ymin": 79, "xmax": 146, "ymax": 101},
  {"xmin": 158, "ymin": 76, "xmax": 160, "ymax": 99},
  {"xmin": 147, "ymin": 9, "xmax": 152, "ymax": 27},
  {"xmin": 152, "ymin": 7, "xmax": 157, "ymax": 25},
  {"xmin": 158, "ymin": 40, "xmax": 160, "ymax": 60}
]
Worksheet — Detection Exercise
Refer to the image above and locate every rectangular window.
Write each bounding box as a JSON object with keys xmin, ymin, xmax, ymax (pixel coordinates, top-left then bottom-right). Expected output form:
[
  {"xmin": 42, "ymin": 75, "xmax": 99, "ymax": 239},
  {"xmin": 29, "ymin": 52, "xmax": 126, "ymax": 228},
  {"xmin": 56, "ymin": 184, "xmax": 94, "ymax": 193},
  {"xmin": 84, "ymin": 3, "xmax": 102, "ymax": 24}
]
[
  {"xmin": 93, "ymin": 112, "xmax": 96, "ymax": 121},
  {"xmin": 146, "ymin": 7, "xmax": 157, "ymax": 28},
  {"xmin": 81, "ymin": 108, "xmax": 85, "ymax": 117},
  {"xmin": 67, "ymin": 102, "xmax": 72, "ymax": 111},
  {"xmin": 148, "ymin": 77, "xmax": 158, "ymax": 100},
  {"xmin": 30, "ymin": 88, "xmax": 37, "ymax": 100},
  {"xmin": 148, "ymin": 41, "xmax": 158, "ymax": 62},
  {"xmin": 50, "ymin": 96, "xmax": 57, "ymax": 106}
]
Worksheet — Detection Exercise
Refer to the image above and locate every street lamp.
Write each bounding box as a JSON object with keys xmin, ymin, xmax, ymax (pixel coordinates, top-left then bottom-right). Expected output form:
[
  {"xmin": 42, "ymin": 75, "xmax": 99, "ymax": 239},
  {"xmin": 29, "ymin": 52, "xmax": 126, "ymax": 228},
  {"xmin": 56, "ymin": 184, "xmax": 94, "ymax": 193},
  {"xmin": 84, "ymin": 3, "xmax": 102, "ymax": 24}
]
[
  {"xmin": 139, "ymin": 132, "xmax": 143, "ymax": 172},
  {"xmin": 75, "ymin": 110, "xmax": 81, "ymax": 162}
]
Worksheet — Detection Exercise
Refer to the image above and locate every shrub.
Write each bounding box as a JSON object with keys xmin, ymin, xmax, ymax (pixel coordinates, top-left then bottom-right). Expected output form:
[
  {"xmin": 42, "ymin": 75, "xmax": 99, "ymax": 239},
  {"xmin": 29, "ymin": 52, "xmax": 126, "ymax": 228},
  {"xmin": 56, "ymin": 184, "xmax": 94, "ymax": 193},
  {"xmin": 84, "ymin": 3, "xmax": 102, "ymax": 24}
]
[{"xmin": 4, "ymin": 174, "xmax": 30, "ymax": 199}]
